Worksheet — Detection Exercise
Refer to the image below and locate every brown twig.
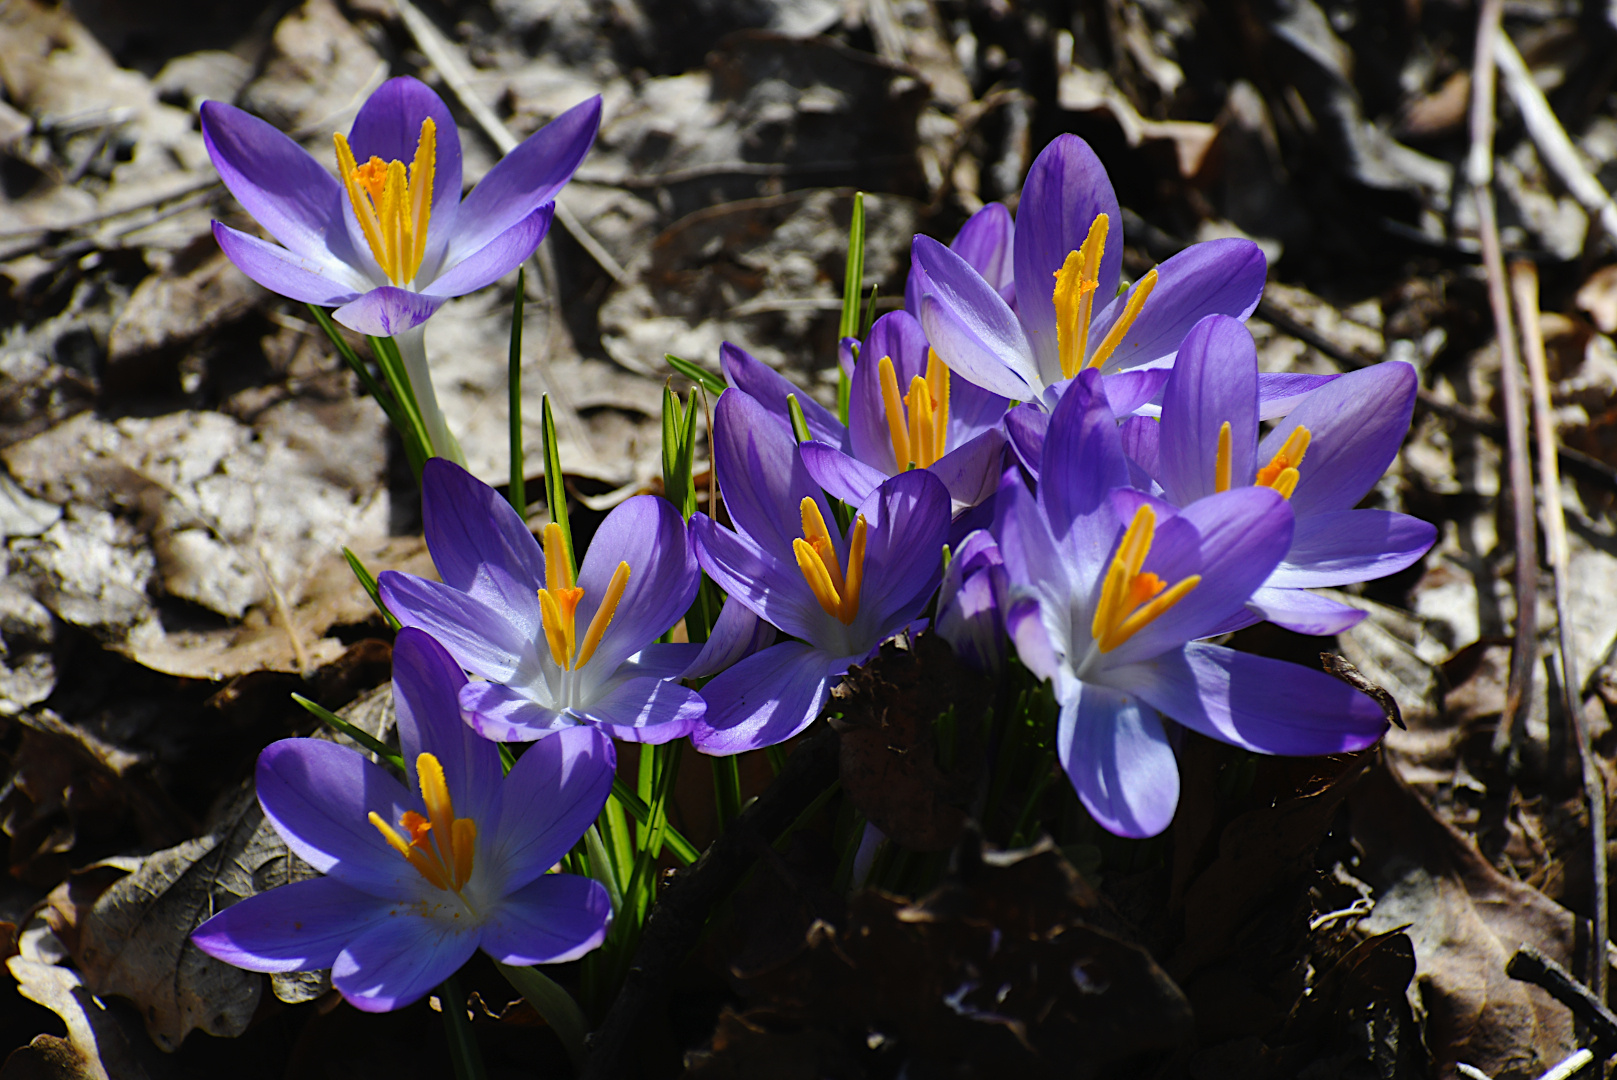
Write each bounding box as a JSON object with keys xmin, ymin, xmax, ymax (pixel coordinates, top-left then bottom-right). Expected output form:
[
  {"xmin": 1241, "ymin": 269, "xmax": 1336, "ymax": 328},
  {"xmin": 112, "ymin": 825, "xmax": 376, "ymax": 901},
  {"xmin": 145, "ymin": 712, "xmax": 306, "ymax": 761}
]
[
  {"xmin": 1513, "ymin": 259, "xmax": 1608, "ymax": 1003},
  {"xmin": 1469, "ymin": 0, "xmax": 1540, "ymax": 760},
  {"xmin": 1508, "ymin": 945, "xmax": 1617, "ymax": 1057}
]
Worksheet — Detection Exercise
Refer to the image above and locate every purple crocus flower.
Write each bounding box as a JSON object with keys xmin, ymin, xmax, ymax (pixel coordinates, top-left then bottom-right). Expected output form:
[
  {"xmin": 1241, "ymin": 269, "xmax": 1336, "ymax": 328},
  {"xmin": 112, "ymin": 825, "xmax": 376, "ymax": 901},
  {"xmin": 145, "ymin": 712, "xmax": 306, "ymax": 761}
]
[
  {"xmin": 935, "ymin": 527, "xmax": 1008, "ymax": 673},
  {"xmin": 191, "ymin": 629, "xmax": 614, "ymax": 1012},
  {"xmin": 1131, "ymin": 314, "xmax": 1437, "ymax": 636},
  {"xmin": 996, "ymin": 369, "xmax": 1387, "ymax": 837},
  {"xmin": 912, "ymin": 134, "xmax": 1267, "ymax": 412},
  {"xmin": 689, "ymin": 388, "xmax": 951, "ymax": 754},
  {"xmin": 201, "ymin": 76, "xmax": 600, "ymax": 338},
  {"xmin": 378, "ymin": 460, "xmax": 703, "ymax": 744},
  {"xmin": 723, "ymin": 313, "xmax": 1009, "ymax": 511}
]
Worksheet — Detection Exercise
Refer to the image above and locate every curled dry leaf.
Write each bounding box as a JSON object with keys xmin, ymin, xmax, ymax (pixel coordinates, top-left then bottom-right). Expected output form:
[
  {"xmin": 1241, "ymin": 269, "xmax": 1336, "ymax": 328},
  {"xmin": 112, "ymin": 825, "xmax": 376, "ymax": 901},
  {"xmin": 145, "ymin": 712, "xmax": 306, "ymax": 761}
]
[
  {"xmin": 1352, "ymin": 760, "xmax": 1580, "ymax": 1079},
  {"xmin": 5, "ymin": 920, "xmax": 160, "ymax": 1080},
  {"xmin": 832, "ymin": 634, "xmax": 992, "ymax": 851}
]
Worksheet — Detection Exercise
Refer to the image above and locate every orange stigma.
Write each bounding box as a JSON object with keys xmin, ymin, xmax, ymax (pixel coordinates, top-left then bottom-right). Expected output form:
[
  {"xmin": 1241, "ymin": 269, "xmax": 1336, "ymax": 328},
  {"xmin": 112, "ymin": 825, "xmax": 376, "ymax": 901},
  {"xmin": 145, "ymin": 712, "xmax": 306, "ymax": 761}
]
[
  {"xmin": 1255, "ymin": 426, "xmax": 1311, "ymax": 500},
  {"xmin": 1091, "ymin": 505, "xmax": 1200, "ymax": 653},
  {"xmin": 334, "ymin": 118, "xmax": 436, "ymax": 285},
  {"xmin": 369, "ymin": 753, "xmax": 477, "ymax": 892},
  {"xmin": 536, "ymin": 523, "xmax": 629, "ymax": 671}
]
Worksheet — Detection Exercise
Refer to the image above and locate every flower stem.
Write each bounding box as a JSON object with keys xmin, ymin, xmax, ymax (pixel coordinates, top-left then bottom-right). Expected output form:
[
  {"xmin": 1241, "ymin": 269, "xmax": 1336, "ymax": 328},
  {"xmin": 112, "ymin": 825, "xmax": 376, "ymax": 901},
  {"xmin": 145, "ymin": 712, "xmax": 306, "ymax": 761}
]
[
  {"xmin": 394, "ymin": 324, "xmax": 465, "ymax": 465},
  {"xmin": 438, "ymin": 974, "xmax": 487, "ymax": 1080}
]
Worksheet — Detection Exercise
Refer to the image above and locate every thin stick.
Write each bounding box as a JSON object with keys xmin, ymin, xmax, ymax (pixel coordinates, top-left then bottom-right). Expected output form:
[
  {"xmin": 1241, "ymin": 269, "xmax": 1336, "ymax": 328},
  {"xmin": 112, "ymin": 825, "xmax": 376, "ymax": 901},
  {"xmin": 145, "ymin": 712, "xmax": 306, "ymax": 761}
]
[
  {"xmin": 1513, "ymin": 259, "xmax": 1607, "ymax": 1003},
  {"xmin": 1469, "ymin": 0, "xmax": 1540, "ymax": 759},
  {"xmin": 1493, "ymin": 32, "xmax": 1617, "ymax": 242},
  {"xmin": 394, "ymin": 0, "xmax": 629, "ymax": 285}
]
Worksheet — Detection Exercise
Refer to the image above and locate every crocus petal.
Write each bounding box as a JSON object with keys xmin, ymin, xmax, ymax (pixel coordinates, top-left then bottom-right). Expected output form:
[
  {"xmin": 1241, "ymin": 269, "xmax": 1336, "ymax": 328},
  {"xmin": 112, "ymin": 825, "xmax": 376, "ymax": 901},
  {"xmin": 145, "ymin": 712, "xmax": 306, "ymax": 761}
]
[
  {"xmin": 1109, "ymin": 641, "xmax": 1388, "ymax": 755},
  {"xmin": 1007, "ymin": 595, "xmax": 1065, "ymax": 685},
  {"xmin": 490, "ymin": 726, "xmax": 616, "ymax": 888},
  {"xmin": 928, "ymin": 428, "xmax": 1006, "ymax": 508},
  {"xmin": 1245, "ymin": 586, "xmax": 1367, "ymax": 635},
  {"xmin": 618, "ymin": 643, "xmax": 703, "ymax": 681},
  {"xmin": 852, "ymin": 469, "xmax": 952, "ymax": 641},
  {"xmin": 719, "ymin": 343, "xmax": 848, "ymax": 451},
  {"xmin": 424, "ymin": 205, "xmax": 554, "ymax": 297},
  {"xmin": 1267, "ymin": 509, "xmax": 1437, "ymax": 588},
  {"xmin": 1038, "ymin": 369, "xmax": 1127, "ymax": 565},
  {"xmin": 255, "ymin": 739, "xmax": 413, "ymax": 897},
  {"xmin": 379, "ymin": 572, "xmax": 532, "ymax": 683},
  {"xmin": 572, "ymin": 676, "xmax": 704, "ymax": 744},
  {"xmin": 849, "ymin": 311, "xmax": 930, "ymax": 473},
  {"xmin": 689, "ymin": 514, "xmax": 828, "ymax": 643},
  {"xmin": 200, "ymin": 101, "xmax": 365, "ymax": 270},
  {"xmin": 709, "ymin": 388, "xmax": 836, "ymax": 558},
  {"xmin": 332, "ymin": 286, "xmax": 446, "ymax": 336},
  {"xmin": 1013, "ymin": 134, "xmax": 1123, "ymax": 381},
  {"xmin": 800, "ymin": 441, "xmax": 888, "ymax": 506},
  {"xmin": 1057, "ymin": 683, "xmax": 1179, "ymax": 838},
  {"xmin": 1102, "ymin": 367, "xmax": 1171, "ymax": 418},
  {"xmin": 1261, "ymin": 361, "xmax": 1418, "ymax": 516},
  {"xmin": 1159, "ymin": 314, "xmax": 1259, "ymax": 504},
  {"xmin": 333, "ymin": 914, "xmax": 479, "ymax": 1013},
  {"xmin": 391, "ymin": 629, "xmax": 504, "ymax": 828},
  {"xmin": 447, "ymin": 96, "xmax": 601, "ymax": 267},
  {"xmin": 419, "ymin": 458, "xmax": 546, "ymax": 632},
  {"xmin": 1101, "ymin": 486, "xmax": 1292, "ymax": 664},
  {"xmin": 571, "ymin": 495, "xmax": 698, "ymax": 677},
  {"xmin": 994, "ymin": 472, "xmax": 1078, "ymax": 639},
  {"xmin": 693, "ymin": 641, "xmax": 849, "ymax": 755},
  {"xmin": 346, "ymin": 76, "xmax": 463, "ymax": 222},
  {"xmin": 1003, "ymin": 403, "xmax": 1048, "ymax": 479},
  {"xmin": 1258, "ymin": 372, "xmax": 1340, "ymax": 419},
  {"xmin": 1087, "ymin": 238, "xmax": 1267, "ymax": 372},
  {"xmin": 1119, "ymin": 415, "xmax": 1161, "ymax": 491},
  {"xmin": 481, "ymin": 874, "xmax": 611, "ymax": 966},
  {"xmin": 952, "ymin": 200, "xmax": 1016, "ymax": 301},
  {"xmin": 461, "ymin": 680, "xmax": 570, "ymax": 742},
  {"xmin": 916, "ymin": 236, "xmax": 1040, "ymax": 401},
  {"xmin": 683, "ymin": 595, "xmax": 777, "ymax": 680},
  {"xmin": 191, "ymin": 876, "xmax": 391, "ymax": 973},
  {"xmin": 212, "ymin": 222, "xmax": 368, "ymax": 304}
]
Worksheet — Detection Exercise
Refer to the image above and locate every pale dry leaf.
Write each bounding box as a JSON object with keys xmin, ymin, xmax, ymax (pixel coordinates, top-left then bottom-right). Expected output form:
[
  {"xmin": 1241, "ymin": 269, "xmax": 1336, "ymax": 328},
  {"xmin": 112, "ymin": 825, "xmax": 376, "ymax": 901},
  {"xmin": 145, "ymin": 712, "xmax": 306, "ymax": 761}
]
[
  {"xmin": 2, "ymin": 400, "xmax": 431, "ymax": 680},
  {"xmin": 6, "ymin": 921, "xmax": 157, "ymax": 1080}
]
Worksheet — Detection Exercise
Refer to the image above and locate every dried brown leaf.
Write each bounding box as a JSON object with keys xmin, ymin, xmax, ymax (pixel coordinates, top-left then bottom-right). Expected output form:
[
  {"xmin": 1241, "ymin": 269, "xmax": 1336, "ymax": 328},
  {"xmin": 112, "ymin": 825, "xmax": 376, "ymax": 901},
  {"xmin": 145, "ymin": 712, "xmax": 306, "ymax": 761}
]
[{"xmin": 1352, "ymin": 760, "xmax": 1580, "ymax": 1079}]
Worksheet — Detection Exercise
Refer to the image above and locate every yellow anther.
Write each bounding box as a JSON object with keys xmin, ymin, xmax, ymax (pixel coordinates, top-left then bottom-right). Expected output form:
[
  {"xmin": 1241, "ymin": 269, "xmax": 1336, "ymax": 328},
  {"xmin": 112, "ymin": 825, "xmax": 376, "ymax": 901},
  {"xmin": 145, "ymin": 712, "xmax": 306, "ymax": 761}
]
[
  {"xmin": 1214, "ymin": 421, "xmax": 1233, "ymax": 493},
  {"xmin": 794, "ymin": 497, "xmax": 866, "ymax": 624},
  {"xmin": 333, "ymin": 119, "xmax": 436, "ymax": 286},
  {"xmin": 368, "ymin": 752, "xmax": 476, "ymax": 892},
  {"xmin": 543, "ymin": 523, "xmax": 575, "ymax": 593},
  {"xmin": 1256, "ymin": 426, "xmax": 1311, "ymax": 498},
  {"xmin": 906, "ymin": 375, "xmax": 934, "ymax": 469},
  {"xmin": 537, "ymin": 525, "xmax": 631, "ymax": 671},
  {"xmin": 1091, "ymin": 505, "xmax": 1200, "ymax": 653},
  {"xmin": 880, "ymin": 351, "xmax": 952, "ymax": 470},
  {"xmin": 1052, "ymin": 215, "xmax": 1109, "ymax": 378},
  {"xmin": 878, "ymin": 355, "xmax": 910, "ymax": 469},
  {"xmin": 575, "ymin": 561, "xmax": 630, "ymax": 670},
  {"xmin": 1086, "ymin": 268, "xmax": 1157, "ymax": 370}
]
